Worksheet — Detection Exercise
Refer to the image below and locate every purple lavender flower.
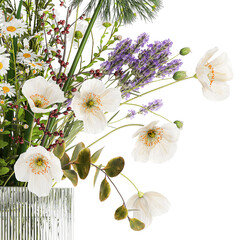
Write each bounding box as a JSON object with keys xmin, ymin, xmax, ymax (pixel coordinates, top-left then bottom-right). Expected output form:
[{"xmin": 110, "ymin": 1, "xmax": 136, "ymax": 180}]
[
  {"xmin": 139, "ymin": 99, "xmax": 163, "ymax": 115},
  {"xmin": 126, "ymin": 109, "xmax": 137, "ymax": 119}
]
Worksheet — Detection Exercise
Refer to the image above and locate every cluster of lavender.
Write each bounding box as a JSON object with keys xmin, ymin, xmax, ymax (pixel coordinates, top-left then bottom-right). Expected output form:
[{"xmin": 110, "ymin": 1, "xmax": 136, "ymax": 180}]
[
  {"xmin": 101, "ymin": 33, "xmax": 183, "ymax": 99},
  {"xmin": 127, "ymin": 99, "xmax": 163, "ymax": 119}
]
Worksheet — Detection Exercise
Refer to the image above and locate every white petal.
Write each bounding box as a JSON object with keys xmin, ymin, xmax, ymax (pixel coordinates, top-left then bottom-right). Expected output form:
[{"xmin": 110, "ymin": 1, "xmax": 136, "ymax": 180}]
[
  {"xmin": 81, "ymin": 79, "xmax": 105, "ymax": 95},
  {"xmin": 144, "ymin": 192, "xmax": 171, "ymax": 216},
  {"xmin": 127, "ymin": 193, "xmax": 139, "ymax": 208},
  {"xmin": 48, "ymin": 152, "xmax": 63, "ymax": 182},
  {"xmin": 44, "ymin": 81, "xmax": 66, "ymax": 105},
  {"xmin": 132, "ymin": 197, "xmax": 152, "ymax": 227},
  {"xmin": 162, "ymin": 123, "xmax": 180, "ymax": 142},
  {"xmin": 202, "ymin": 82, "xmax": 230, "ymax": 101},
  {"xmin": 100, "ymin": 88, "xmax": 122, "ymax": 112},
  {"xmin": 28, "ymin": 172, "xmax": 53, "ymax": 197},
  {"xmin": 132, "ymin": 141, "xmax": 150, "ymax": 162},
  {"xmin": 14, "ymin": 153, "xmax": 31, "ymax": 182},
  {"xmin": 30, "ymin": 105, "xmax": 57, "ymax": 113},
  {"xmin": 83, "ymin": 110, "xmax": 107, "ymax": 134}
]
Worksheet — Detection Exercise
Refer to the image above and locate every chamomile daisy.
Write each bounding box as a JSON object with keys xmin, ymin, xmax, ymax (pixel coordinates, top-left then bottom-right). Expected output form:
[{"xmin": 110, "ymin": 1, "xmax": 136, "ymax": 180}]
[
  {"xmin": 18, "ymin": 49, "xmax": 37, "ymax": 64},
  {"xmin": 0, "ymin": 82, "xmax": 15, "ymax": 97},
  {"xmin": 1, "ymin": 19, "xmax": 27, "ymax": 37},
  {"xmin": 0, "ymin": 55, "xmax": 10, "ymax": 76}
]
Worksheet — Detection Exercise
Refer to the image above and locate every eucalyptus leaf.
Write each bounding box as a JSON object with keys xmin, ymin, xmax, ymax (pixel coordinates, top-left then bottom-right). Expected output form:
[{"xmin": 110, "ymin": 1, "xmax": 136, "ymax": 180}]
[
  {"xmin": 61, "ymin": 153, "xmax": 71, "ymax": 170},
  {"xmin": 63, "ymin": 169, "xmax": 78, "ymax": 187},
  {"xmin": 53, "ymin": 139, "xmax": 65, "ymax": 159},
  {"xmin": 104, "ymin": 157, "xmax": 125, "ymax": 177},
  {"xmin": 71, "ymin": 142, "xmax": 85, "ymax": 162},
  {"xmin": 91, "ymin": 147, "xmax": 104, "ymax": 163},
  {"xmin": 74, "ymin": 148, "xmax": 91, "ymax": 179},
  {"xmin": 114, "ymin": 205, "xmax": 128, "ymax": 220},
  {"xmin": 129, "ymin": 218, "xmax": 145, "ymax": 231},
  {"xmin": 99, "ymin": 177, "xmax": 111, "ymax": 202},
  {"xmin": 93, "ymin": 164, "xmax": 102, "ymax": 187}
]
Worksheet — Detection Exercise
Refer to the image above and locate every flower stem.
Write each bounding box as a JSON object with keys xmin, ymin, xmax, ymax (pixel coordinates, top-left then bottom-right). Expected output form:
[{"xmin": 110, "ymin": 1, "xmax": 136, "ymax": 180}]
[
  {"xmin": 3, "ymin": 171, "xmax": 15, "ymax": 187},
  {"xmin": 120, "ymin": 173, "xmax": 140, "ymax": 193},
  {"xmin": 87, "ymin": 124, "xmax": 144, "ymax": 148}
]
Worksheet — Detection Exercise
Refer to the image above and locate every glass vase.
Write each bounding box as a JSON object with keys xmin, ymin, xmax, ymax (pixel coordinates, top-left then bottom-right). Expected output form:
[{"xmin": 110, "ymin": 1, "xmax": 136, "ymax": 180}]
[{"xmin": 0, "ymin": 187, "xmax": 74, "ymax": 240}]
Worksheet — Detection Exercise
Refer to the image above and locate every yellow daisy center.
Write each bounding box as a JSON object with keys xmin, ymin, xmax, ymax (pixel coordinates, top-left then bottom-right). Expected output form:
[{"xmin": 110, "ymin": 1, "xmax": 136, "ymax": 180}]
[
  {"xmin": 36, "ymin": 63, "xmax": 42, "ymax": 66},
  {"xmin": 0, "ymin": 100, "xmax": 4, "ymax": 104},
  {"xmin": 0, "ymin": 62, "xmax": 3, "ymax": 69},
  {"xmin": 7, "ymin": 16, "xmax": 14, "ymax": 21},
  {"xmin": 23, "ymin": 53, "xmax": 31, "ymax": 58},
  {"xmin": 82, "ymin": 93, "xmax": 102, "ymax": 113},
  {"xmin": 6, "ymin": 26, "xmax": 17, "ymax": 32},
  {"xmin": 2, "ymin": 86, "xmax": 10, "ymax": 94}
]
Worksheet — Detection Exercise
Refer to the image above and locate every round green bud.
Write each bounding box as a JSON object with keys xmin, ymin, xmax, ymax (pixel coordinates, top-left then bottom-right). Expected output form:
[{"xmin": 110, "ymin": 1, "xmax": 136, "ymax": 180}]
[
  {"xmin": 102, "ymin": 22, "xmax": 112, "ymax": 28},
  {"xmin": 173, "ymin": 71, "xmax": 187, "ymax": 81},
  {"xmin": 174, "ymin": 120, "xmax": 183, "ymax": 129},
  {"xmin": 180, "ymin": 47, "xmax": 191, "ymax": 56},
  {"xmin": 75, "ymin": 31, "xmax": 83, "ymax": 39}
]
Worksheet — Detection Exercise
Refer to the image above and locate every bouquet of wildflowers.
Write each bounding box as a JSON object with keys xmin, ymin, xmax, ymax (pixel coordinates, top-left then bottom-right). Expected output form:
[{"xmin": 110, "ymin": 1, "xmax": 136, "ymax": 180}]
[{"xmin": 0, "ymin": 0, "xmax": 233, "ymax": 230}]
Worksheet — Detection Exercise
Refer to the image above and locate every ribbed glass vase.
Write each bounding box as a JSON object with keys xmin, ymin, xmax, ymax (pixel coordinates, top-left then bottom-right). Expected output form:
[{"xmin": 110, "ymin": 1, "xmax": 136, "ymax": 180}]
[{"xmin": 0, "ymin": 187, "xmax": 74, "ymax": 240}]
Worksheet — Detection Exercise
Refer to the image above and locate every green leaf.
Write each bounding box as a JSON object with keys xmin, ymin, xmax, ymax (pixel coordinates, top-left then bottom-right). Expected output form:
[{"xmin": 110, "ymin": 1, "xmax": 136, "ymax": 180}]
[
  {"xmin": 0, "ymin": 167, "xmax": 10, "ymax": 176},
  {"xmin": 91, "ymin": 147, "xmax": 104, "ymax": 164},
  {"xmin": 71, "ymin": 142, "xmax": 85, "ymax": 162},
  {"xmin": 114, "ymin": 205, "xmax": 128, "ymax": 220},
  {"xmin": 53, "ymin": 139, "xmax": 66, "ymax": 159},
  {"xmin": 74, "ymin": 148, "xmax": 91, "ymax": 179},
  {"xmin": 129, "ymin": 218, "xmax": 145, "ymax": 231},
  {"xmin": 0, "ymin": 130, "xmax": 10, "ymax": 135},
  {"xmin": 104, "ymin": 157, "xmax": 125, "ymax": 177},
  {"xmin": 0, "ymin": 159, "xmax": 7, "ymax": 167},
  {"xmin": 0, "ymin": 139, "xmax": 8, "ymax": 148},
  {"xmin": 97, "ymin": 57, "xmax": 105, "ymax": 61},
  {"xmin": 18, "ymin": 108, "xmax": 25, "ymax": 120},
  {"xmin": 63, "ymin": 169, "xmax": 78, "ymax": 187},
  {"xmin": 99, "ymin": 177, "xmax": 111, "ymax": 202},
  {"xmin": 61, "ymin": 152, "xmax": 71, "ymax": 170},
  {"xmin": 93, "ymin": 164, "xmax": 102, "ymax": 187}
]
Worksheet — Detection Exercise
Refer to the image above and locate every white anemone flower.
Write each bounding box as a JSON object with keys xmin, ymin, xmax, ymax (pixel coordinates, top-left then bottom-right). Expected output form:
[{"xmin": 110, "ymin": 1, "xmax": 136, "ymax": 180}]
[
  {"xmin": 18, "ymin": 49, "xmax": 37, "ymax": 64},
  {"xmin": 196, "ymin": 47, "xmax": 233, "ymax": 101},
  {"xmin": 1, "ymin": 19, "xmax": 27, "ymax": 37},
  {"xmin": 22, "ymin": 76, "xmax": 66, "ymax": 113},
  {"xmin": 0, "ymin": 82, "xmax": 15, "ymax": 97},
  {"xmin": 71, "ymin": 79, "xmax": 122, "ymax": 134},
  {"xmin": 127, "ymin": 191, "xmax": 170, "ymax": 227},
  {"xmin": 132, "ymin": 121, "xmax": 180, "ymax": 163},
  {"xmin": 14, "ymin": 146, "xmax": 63, "ymax": 197}
]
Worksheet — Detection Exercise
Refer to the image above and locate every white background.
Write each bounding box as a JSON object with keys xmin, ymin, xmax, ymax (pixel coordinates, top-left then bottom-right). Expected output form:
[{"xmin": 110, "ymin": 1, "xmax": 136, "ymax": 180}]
[{"xmin": 59, "ymin": 0, "xmax": 240, "ymax": 239}]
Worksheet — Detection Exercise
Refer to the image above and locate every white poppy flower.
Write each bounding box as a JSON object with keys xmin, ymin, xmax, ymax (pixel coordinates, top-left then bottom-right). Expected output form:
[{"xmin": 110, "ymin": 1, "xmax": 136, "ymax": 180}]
[
  {"xmin": 0, "ymin": 82, "xmax": 15, "ymax": 97},
  {"xmin": 1, "ymin": 19, "xmax": 27, "ymax": 37},
  {"xmin": 71, "ymin": 79, "xmax": 122, "ymax": 134},
  {"xmin": 127, "ymin": 191, "xmax": 170, "ymax": 227},
  {"xmin": 14, "ymin": 146, "xmax": 63, "ymax": 197},
  {"xmin": 132, "ymin": 121, "xmax": 180, "ymax": 163},
  {"xmin": 196, "ymin": 47, "xmax": 233, "ymax": 101},
  {"xmin": 22, "ymin": 76, "xmax": 66, "ymax": 113}
]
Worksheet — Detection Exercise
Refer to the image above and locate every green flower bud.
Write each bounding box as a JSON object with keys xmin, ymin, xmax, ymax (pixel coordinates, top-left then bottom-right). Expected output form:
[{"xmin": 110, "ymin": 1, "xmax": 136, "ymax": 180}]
[
  {"xmin": 102, "ymin": 22, "xmax": 112, "ymax": 28},
  {"xmin": 74, "ymin": 31, "xmax": 83, "ymax": 39},
  {"xmin": 173, "ymin": 71, "xmax": 187, "ymax": 81},
  {"xmin": 114, "ymin": 35, "xmax": 122, "ymax": 41},
  {"xmin": 180, "ymin": 47, "xmax": 191, "ymax": 56},
  {"xmin": 174, "ymin": 120, "xmax": 183, "ymax": 129},
  {"xmin": 85, "ymin": 18, "xmax": 91, "ymax": 23}
]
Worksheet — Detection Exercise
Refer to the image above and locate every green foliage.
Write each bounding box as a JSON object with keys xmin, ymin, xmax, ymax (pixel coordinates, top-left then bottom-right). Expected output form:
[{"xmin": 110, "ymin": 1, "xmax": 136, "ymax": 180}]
[
  {"xmin": 129, "ymin": 218, "xmax": 145, "ymax": 231},
  {"xmin": 61, "ymin": 153, "xmax": 71, "ymax": 170},
  {"xmin": 0, "ymin": 139, "xmax": 8, "ymax": 148},
  {"xmin": 53, "ymin": 139, "xmax": 66, "ymax": 159},
  {"xmin": 91, "ymin": 147, "xmax": 104, "ymax": 163},
  {"xmin": 71, "ymin": 142, "xmax": 85, "ymax": 162},
  {"xmin": 0, "ymin": 167, "xmax": 10, "ymax": 176},
  {"xmin": 114, "ymin": 205, "xmax": 128, "ymax": 220},
  {"xmin": 63, "ymin": 169, "xmax": 78, "ymax": 187},
  {"xmin": 74, "ymin": 148, "xmax": 91, "ymax": 179},
  {"xmin": 70, "ymin": 0, "xmax": 163, "ymax": 24},
  {"xmin": 93, "ymin": 164, "xmax": 102, "ymax": 187},
  {"xmin": 104, "ymin": 157, "xmax": 125, "ymax": 177},
  {"xmin": 99, "ymin": 177, "xmax": 111, "ymax": 202}
]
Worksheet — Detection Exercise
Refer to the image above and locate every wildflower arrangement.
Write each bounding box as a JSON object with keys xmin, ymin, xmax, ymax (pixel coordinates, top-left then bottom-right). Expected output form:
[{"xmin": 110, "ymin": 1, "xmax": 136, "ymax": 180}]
[{"xmin": 0, "ymin": 0, "xmax": 233, "ymax": 231}]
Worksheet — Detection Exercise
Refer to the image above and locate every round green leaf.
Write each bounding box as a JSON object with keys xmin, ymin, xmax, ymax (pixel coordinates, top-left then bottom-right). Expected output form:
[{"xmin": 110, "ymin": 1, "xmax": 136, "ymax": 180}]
[
  {"xmin": 0, "ymin": 167, "xmax": 10, "ymax": 176},
  {"xmin": 74, "ymin": 148, "xmax": 91, "ymax": 179},
  {"xmin": 114, "ymin": 205, "xmax": 128, "ymax": 220},
  {"xmin": 71, "ymin": 142, "xmax": 85, "ymax": 162},
  {"xmin": 129, "ymin": 218, "xmax": 145, "ymax": 231},
  {"xmin": 53, "ymin": 139, "xmax": 66, "ymax": 159},
  {"xmin": 61, "ymin": 153, "xmax": 71, "ymax": 170},
  {"xmin": 99, "ymin": 178, "xmax": 111, "ymax": 202},
  {"xmin": 63, "ymin": 169, "xmax": 78, "ymax": 187},
  {"xmin": 104, "ymin": 157, "xmax": 125, "ymax": 177}
]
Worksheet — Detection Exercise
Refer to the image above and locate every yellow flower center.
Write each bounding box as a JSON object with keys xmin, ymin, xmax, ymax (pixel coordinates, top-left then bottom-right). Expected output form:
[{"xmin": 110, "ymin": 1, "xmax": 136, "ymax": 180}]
[
  {"xmin": 0, "ymin": 62, "xmax": 3, "ymax": 70},
  {"xmin": 0, "ymin": 100, "xmax": 4, "ymax": 104},
  {"xmin": 7, "ymin": 16, "xmax": 14, "ymax": 21},
  {"xmin": 30, "ymin": 94, "xmax": 49, "ymax": 108},
  {"xmin": 36, "ymin": 63, "xmax": 43, "ymax": 66},
  {"xmin": 6, "ymin": 26, "xmax": 17, "ymax": 32},
  {"xmin": 29, "ymin": 153, "xmax": 50, "ymax": 175},
  {"xmin": 36, "ymin": 158, "xmax": 43, "ymax": 166},
  {"xmin": 140, "ymin": 127, "xmax": 164, "ymax": 147},
  {"xmin": 82, "ymin": 93, "xmax": 102, "ymax": 113},
  {"xmin": 0, "ymin": 129, "xmax": 3, "ymax": 132},
  {"xmin": 23, "ymin": 53, "xmax": 31, "ymax": 58},
  {"xmin": 207, "ymin": 64, "xmax": 215, "ymax": 87},
  {"xmin": 2, "ymin": 86, "xmax": 10, "ymax": 94}
]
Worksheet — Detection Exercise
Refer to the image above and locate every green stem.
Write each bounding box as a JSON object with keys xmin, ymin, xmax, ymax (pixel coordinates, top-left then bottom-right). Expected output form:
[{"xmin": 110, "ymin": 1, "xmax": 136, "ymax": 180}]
[
  {"xmin": 123, "ymin": 103, "xmax": 173, "ymax": 123},
  {"xmin": 3, "ymin": 171, "xmax": 15, "ymax": 187},
  {"xmin": 120, "ymin": 173, "xmax": 140, "ymax": 192},
  {"xmin": 63, "ymin": 0, "xmax": 105, "ymax": 92},
  {"xmin": 87, "ymin": 124, "xmax": 143, "ymax": 148}
]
